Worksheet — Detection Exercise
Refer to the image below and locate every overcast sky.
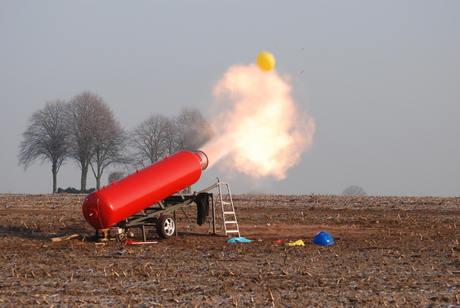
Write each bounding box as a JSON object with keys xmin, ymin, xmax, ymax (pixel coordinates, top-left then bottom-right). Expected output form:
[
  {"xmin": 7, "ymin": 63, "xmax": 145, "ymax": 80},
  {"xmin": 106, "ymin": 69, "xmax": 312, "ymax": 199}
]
[{"xmin": 1, "ymin": 1, "xmax": 459, "ymax": 196}]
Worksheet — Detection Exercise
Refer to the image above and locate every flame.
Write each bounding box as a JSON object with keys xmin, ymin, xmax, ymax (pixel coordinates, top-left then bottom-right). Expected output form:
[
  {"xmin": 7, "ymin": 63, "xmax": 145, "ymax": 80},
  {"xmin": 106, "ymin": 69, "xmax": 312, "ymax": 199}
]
[{"xmin": 202, "ymin": 64, "xmax": 315, "ymax": 180}]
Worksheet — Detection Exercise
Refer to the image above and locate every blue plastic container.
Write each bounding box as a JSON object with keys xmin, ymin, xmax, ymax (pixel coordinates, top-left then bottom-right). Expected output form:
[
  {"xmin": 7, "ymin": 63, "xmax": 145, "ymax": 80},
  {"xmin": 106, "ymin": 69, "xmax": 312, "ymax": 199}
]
[{"xmin": 313, "ymin": 232, "xmax": 334, "ymax": 245}]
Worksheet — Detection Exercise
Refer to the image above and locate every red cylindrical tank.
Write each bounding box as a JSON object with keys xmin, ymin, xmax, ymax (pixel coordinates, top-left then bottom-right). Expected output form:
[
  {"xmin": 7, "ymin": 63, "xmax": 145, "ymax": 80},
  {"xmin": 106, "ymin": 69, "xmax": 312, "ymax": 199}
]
[{"xmin": 82, "ymin": 150, "xmax": 208, "ymax": 230}]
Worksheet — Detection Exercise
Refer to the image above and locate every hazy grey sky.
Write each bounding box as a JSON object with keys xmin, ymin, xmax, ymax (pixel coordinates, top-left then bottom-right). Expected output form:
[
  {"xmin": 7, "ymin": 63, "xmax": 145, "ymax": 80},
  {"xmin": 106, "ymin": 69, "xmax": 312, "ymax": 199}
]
[{"xmin": 1, "ymin": 1, "xmax": 459, "ymax": 196}]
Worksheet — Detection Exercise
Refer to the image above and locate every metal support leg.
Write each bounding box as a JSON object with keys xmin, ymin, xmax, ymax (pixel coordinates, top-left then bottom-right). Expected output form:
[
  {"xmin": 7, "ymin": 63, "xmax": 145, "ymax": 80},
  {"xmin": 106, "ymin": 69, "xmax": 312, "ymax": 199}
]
[
  {"xmin": 212, "ymin": 194, "xmax": 216, "ymax": 234},
  {"xmin": 174, "ymin": 210, "xmax": 178, "ymax": 237},
  {"xmin": 141, "ymin": 225, "xmax": 146, "ymax": 242}
]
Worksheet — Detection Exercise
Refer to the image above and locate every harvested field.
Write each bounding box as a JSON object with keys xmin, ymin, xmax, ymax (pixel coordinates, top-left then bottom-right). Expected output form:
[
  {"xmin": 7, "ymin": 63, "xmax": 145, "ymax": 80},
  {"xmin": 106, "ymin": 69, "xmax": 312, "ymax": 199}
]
[{"xmin": 0, "ymin": 193, "xmax": 459, "ymax": 307}]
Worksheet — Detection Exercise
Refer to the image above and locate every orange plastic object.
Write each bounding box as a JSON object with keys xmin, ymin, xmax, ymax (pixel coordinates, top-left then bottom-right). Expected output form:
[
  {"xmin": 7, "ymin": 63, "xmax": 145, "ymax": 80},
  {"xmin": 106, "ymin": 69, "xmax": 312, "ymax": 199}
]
[{"xmin": 82, "ymin": 150, "xmax": 208, "ymax": 230}]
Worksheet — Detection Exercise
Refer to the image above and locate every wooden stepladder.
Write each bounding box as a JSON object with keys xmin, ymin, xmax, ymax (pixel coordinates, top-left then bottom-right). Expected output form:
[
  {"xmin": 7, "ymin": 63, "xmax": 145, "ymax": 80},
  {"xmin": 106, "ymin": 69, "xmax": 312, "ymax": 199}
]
[{"xmin": 207, "ymin": 179, "xmax": 240, "ymax": 237}]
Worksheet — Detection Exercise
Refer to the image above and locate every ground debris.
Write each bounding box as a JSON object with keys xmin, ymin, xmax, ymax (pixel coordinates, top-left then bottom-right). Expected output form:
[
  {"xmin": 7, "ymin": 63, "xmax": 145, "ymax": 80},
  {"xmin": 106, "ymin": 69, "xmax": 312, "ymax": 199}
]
[{"xmin": 0, "ymin": 193, "xmax": 459, "ymax": 307}]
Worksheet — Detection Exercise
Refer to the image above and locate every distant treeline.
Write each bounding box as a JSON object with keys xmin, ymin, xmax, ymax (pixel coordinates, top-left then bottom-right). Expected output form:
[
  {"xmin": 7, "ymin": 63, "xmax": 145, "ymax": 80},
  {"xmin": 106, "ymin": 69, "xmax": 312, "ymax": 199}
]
[
  {"xmin": 56, "ymin": 187, "xmax": 96, "ymax": 194},
  {"xmin": 18, "ymin": 91, "xmax": 213, "ymax": 194}
]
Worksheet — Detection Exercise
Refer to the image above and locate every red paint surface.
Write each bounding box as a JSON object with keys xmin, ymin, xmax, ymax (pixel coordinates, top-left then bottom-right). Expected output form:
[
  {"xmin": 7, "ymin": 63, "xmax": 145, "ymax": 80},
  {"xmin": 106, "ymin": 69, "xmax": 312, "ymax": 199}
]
[{"xmin": 82, "ymin": 150, "xmax": 208, "ymax": 229}]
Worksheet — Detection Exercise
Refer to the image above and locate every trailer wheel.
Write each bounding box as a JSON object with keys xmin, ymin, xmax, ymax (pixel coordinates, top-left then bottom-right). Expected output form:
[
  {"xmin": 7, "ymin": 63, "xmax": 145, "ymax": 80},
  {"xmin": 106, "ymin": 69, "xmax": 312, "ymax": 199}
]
[{"xmin": 156, "ymin": 215, "xmax": 176, "ymax": 239}]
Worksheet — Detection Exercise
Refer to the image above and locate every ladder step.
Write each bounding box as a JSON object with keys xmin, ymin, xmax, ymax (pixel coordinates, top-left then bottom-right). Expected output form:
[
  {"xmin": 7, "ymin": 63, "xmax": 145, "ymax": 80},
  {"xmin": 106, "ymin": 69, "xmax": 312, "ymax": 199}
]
[{"xmin": 214, "ymin": 189, "xmax": 240, "ymax": 238}]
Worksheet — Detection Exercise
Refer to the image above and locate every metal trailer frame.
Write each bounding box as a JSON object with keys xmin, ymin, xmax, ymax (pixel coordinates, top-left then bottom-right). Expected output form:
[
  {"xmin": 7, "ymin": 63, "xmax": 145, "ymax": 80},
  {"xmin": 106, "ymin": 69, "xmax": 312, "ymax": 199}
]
[
  {"xmin": 113, "ymin": 193, "xmax": 209, "ymax": 241},
  {"xmin": 99, "ymin": 179, "xmax": 231, "ymax": 242}
]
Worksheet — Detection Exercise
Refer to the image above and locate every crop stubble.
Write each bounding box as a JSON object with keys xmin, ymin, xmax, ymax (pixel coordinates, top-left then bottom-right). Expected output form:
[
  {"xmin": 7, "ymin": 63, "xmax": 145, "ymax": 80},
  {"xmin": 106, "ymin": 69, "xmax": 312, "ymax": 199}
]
[{"xmin": 0, "ymin": 194, "xmax": 459, "ymax": 307}]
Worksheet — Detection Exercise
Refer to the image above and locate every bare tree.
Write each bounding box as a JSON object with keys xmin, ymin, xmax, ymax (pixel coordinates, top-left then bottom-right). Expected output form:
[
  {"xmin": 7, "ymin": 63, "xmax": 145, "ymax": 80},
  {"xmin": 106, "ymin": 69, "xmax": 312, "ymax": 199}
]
[
  {"xmin": 342, "ymin": 185, "xmax": 367, "ymax": 196},
  {"xmin": 107, "ymin": 171, "xmax": 126, "ymax": 184},
  {"xmin": 163, "ymin": 117, "xmax": 178, "ymax": 155},
  {"xmin": 174, "ymin": 107, "xmax": 192, "ymax": 151},
  {"xmin": 18, "ymin": 100, "xmax": 69, "ymax": 193},
  {"xmin": 67, "ymin": 91, "xmax": 120, "ymax": 192},
  {"xmin": 89, "ymin": 109, "xmax": 127, "ymax": 189},
  {"xmin": 175, "ymin": 107, "xmax": 214, "ymax": 151},
  {"xmin": 129, "ymin": 113, "xmax": 170, "ymax": 168},
  {"xmin": 128, "ymin": 108, "xmax": 213, "ymax": 170}
]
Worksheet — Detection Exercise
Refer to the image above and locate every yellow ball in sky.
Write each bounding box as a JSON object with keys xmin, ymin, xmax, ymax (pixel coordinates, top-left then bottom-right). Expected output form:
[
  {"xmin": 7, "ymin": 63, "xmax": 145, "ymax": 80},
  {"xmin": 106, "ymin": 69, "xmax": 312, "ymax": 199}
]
[{"xmin": 256, "ymin": 51, "xmax": 276, "ymax": 71}]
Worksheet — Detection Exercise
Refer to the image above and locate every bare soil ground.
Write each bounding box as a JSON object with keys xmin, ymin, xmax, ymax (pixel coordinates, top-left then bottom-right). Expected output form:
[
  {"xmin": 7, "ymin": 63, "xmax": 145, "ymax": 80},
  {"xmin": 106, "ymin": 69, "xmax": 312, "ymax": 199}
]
[{"xmin": 0, "ymin": 193, "xmax": 459, "ymax": 307}]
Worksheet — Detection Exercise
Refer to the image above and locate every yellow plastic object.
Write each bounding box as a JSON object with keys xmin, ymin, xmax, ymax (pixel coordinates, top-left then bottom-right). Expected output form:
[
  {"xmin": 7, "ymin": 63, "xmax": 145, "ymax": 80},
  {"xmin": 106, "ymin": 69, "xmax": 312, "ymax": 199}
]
[
  {"xmin": 286, "ymin": 239, "xmax": 305, "ymax": 246},
  {"xmin": 256, "ymin": 51, "xmax": 276, "ymax": 71}
]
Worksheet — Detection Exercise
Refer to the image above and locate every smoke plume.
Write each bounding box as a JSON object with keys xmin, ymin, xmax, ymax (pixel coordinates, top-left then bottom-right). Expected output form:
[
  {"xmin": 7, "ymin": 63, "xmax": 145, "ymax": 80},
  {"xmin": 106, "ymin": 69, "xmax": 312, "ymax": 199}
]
[
  {"xmin": 182, "ymin": 109, "xmax": 214, "ymax": 151},
  {"xmin": 201, "ymin": 64, "xmax": 315, "ymax": 180}
]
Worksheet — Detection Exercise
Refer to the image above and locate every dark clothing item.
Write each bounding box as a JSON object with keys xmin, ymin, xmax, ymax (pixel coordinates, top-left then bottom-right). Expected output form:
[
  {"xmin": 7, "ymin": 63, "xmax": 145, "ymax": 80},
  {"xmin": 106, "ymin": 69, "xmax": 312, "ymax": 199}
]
[{"xmin": 196, "ymin": 193, "xmax": 210, "ymax": 226}]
